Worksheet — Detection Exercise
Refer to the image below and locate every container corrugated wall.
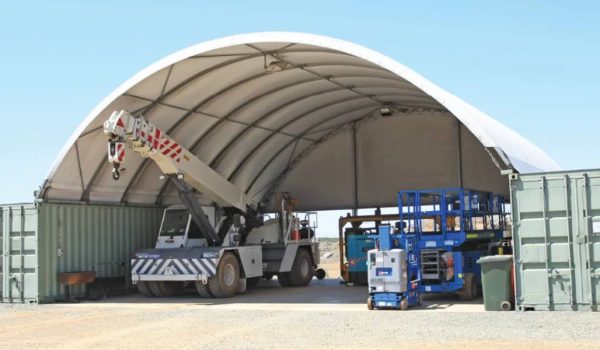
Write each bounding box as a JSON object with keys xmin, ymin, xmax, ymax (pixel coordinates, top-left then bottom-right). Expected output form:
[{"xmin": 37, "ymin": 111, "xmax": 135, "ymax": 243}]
[
  {"xmin": 1, "ymin": 202, "xmax": 162, "ymax": 303},
  {"xmin": 511, "ymin": 169, "xmax": 600, "ymax": 311}
]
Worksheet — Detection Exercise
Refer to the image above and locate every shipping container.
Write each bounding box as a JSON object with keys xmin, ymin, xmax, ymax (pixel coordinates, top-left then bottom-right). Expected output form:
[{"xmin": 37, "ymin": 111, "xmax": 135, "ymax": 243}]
[
  {"xmin": 1, "ymin": 202, "xmax": 162, "ymax": 303},
  {"xmin": 510, "ymin": 169, "xmax": 600, "ymax": 311}
]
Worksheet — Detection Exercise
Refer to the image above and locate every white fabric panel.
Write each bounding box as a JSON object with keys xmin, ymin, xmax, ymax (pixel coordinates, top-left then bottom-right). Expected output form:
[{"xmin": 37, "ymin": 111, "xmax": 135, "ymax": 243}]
[
  {"xmin": 233, "ymin": 134, "xmax": 295, "ymax": 190},
  {"xmin": 229, "ymin": 79, "xmax": 333, "ymax": 124},
  {"xmin": 279, "ymin": 130, "xmax": 355, "ymax": 210},
  {"xmin": 460, "ymin": 126, "xmax": 510, "ymax": 197},
  {"xmin": 285, "ymin": 101, "xmax": 380, "ymax": 135},
  {"xmin": 43, "ymin": 33, "xmax": 559, "ymax": 209},
  {"xmin": 163, "ymin": 57, "xmax": 265, "ymax": 110},
  {"xmin": 126, "ymin": 66, "xmax": 171, "ymax": 101},
  {"xmin": 258, "ymin": 89, "xmax": 357, "ymax": 129},
  {"xmin": 200, "ymin": 68, "xmax": 311, "ymax": 117},
  {"xmin": 162, "ymin": 56, "xmax": 234, "ymax": 93}
]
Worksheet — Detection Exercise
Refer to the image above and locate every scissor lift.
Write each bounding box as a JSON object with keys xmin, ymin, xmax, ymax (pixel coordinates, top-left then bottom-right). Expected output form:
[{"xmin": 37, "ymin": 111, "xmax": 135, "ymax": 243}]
[{"xmin": 398, "ymin": 188, "xmax": 506, "ymax": 299}]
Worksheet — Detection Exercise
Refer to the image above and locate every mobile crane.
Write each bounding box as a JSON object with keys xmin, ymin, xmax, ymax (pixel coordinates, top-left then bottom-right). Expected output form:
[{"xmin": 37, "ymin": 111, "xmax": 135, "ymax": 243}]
[{"xmin": 104, "ymin": 110, "xmax": 319, "ymax": 298}]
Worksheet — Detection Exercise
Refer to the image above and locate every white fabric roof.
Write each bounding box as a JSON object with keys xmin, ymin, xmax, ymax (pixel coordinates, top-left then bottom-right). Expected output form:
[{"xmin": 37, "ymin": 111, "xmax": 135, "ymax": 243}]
[{"xmin": 41, "ymin": 32, "xmax": 560, "ymax": 210}]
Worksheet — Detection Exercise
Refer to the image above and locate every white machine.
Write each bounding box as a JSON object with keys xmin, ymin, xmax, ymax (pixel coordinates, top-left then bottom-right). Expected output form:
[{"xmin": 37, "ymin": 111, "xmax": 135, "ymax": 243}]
[
  {"xmin": 104, "ymin": 110, "xmax": 319, "ymax": 298},
  {"xmin": 367, "ymin": 249, "xmax": 408, "ymax": 294}
]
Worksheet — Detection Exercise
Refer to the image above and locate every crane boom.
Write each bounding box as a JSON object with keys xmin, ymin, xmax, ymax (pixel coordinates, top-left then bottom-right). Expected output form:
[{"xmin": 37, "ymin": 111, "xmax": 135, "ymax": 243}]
[{"xmin": 103, "ymin": 110, "xmax": 255, "ymax": 214}]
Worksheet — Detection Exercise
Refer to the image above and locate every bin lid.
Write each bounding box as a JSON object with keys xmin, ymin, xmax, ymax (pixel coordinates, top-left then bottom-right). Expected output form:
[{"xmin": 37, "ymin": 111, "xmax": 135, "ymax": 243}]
[{"xmin": 476, "ymin": 255, "xmax": 513, "ymax": 264}]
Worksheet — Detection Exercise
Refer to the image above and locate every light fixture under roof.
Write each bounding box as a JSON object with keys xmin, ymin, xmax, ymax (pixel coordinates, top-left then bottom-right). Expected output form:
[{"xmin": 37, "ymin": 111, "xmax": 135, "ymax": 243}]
[{"xmin": 380, "ymin": 106, "xmax": 393, "ymax": 117}]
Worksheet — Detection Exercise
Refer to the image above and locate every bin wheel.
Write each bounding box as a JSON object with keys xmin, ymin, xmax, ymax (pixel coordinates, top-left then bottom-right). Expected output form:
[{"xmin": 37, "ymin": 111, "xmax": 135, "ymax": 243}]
[
  {"xmin": 367, "ymin": 296, "xmax": 374, "ymax": 310},
  {"xmin": 399, "ymin": 298, "xmax": 409, "ymax": 310},
  {"xmin": 500, "ymin": 301, "xmax": 512, "ymax": 311}
]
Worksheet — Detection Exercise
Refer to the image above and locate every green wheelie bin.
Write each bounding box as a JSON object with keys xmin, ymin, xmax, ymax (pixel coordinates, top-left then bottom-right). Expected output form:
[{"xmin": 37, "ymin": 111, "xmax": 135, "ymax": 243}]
[{"xmin": 477, "ymin": 255, "xmax": 513, "ymax": 311}]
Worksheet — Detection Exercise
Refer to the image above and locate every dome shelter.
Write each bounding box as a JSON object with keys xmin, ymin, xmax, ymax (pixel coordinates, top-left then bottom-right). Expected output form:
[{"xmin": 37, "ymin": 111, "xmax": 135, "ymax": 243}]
[
  {"xmin": 3, "ymin": 32, "xmax": 562, "ymax": 304},
  {"xmin": 40, "ymin": 32, "xmax": 559, "ymax": 211}
]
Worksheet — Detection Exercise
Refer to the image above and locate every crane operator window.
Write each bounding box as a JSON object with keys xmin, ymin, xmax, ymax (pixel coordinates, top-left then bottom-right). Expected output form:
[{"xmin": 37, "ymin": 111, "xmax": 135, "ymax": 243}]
[{"xmin": 160, "ymin": 209, "xmax": 189, "ymax": 236}]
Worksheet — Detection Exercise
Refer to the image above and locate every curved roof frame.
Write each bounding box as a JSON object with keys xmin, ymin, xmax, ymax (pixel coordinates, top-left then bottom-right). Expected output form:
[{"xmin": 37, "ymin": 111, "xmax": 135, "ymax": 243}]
[{"xmin": 44, "ymin": 32, "xmax": 560, "ymax": 206}]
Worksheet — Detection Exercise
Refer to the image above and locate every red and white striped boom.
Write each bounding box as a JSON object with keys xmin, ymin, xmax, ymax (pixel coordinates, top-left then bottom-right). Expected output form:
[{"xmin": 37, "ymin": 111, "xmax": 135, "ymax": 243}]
[{"xmin": 103, "ymin": 110, "xmax": 253, "ymax": 213}]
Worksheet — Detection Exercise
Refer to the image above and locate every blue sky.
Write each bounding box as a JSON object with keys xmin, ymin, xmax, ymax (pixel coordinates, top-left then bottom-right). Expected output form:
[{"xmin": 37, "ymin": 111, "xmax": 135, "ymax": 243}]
[{"xmin": 1, "ymin": 1, "xmax": 599, "ymax": 234}]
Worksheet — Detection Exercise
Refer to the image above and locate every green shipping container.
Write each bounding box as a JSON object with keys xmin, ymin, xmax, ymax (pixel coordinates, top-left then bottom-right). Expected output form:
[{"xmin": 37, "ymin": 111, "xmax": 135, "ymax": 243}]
[
  {"xmin": 1, "ymin": 202, "xmax": 162, "ymax": 303},
  {"xmin": 510, "ymin": 169, "xmax": 600, "ymax": 311}
]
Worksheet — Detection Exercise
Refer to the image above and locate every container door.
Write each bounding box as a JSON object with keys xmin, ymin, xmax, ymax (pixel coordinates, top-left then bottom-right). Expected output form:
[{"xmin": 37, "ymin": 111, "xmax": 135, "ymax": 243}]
[
  {"xmin": 1, "ymin": 205, "xmax": 38, "ymax": 303},
  {"xmin": 513, "ymin": 175, "xmax": 579, "ymax": 310},
  {"xmin": 577, "ymin": 174, "xmax": 600, "ymax": 310}
]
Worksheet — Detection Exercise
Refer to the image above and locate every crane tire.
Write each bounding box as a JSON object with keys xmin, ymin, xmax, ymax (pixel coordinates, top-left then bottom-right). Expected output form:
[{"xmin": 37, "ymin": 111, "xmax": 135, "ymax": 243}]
[
  {"xmin": 207, "ymin": 252, "xmax": 240, "ymax": 298},
  {"xmin": 195, "ymin": 281, "xmax": 213, "ymax": 298},
  {"xmin": 148, "ymin": 281, "xmax": 179, "ymax": 297},
  {"xmin": 137, "ymin": 281, "xmax": 155, "ymax": 297},
  {"xmin": 289, "ymin": 248, "xmax": 314, "ymax": 287},
  {"xmin": 277, "ymin": 273, "xmax": 292, "ymax": 287}
]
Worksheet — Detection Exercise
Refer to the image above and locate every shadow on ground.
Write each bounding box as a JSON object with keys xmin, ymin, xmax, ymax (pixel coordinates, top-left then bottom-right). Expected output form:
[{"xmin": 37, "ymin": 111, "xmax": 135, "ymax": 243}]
[{"xmin": 89, "ymin": 277, "xmax": 483, "ymax": 311}]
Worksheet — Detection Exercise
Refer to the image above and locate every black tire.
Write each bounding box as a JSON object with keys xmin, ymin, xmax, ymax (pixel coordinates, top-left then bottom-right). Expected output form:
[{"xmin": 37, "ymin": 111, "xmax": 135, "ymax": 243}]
[
  {"xmin": 289, "ymin": 249, "xmax": 314, "ymax": 287},
  {"xmin": 246, "ymin": 277, "xmax": 260, "ymax": 288},
  {"xmin": 458, "ymin": 273, "xmax": 477, "ymax": 300},
  {"xmin": 195, "ymin": 281, "xmax": 213, "ymax": 298},
  {"xmin": 315, "ymin": 268, "xmax": 327, "ymax": 280},
  {"xmin": 207, "ymin": 252, "xmax": 240, "ymax": 298},
  {"xmin": 148, "ymin": 281, "xmax": 180, "ymax": 297},
  {"xmin": 277, "ymin": 272, "xmax": 292, "ymax": 287},
  {"xmin": 137, "ymin": 281, "xmax": 155, "ymax": 297},
  {"xmin": 367, "ymin": 296, "xmax": 374, "ymax": 310}
]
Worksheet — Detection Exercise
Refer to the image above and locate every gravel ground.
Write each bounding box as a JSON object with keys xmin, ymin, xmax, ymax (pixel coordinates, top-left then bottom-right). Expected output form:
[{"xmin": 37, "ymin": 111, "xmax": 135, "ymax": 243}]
[{"xmin": 1, "ymin": 278, "xmax": 599, "ymax": 350}]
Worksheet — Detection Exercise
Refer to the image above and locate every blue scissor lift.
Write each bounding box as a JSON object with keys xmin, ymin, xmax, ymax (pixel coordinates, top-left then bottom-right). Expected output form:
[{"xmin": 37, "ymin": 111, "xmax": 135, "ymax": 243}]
[{"xmin": 398, "ymin": 188, "xmax": 506, "ymax": 299}]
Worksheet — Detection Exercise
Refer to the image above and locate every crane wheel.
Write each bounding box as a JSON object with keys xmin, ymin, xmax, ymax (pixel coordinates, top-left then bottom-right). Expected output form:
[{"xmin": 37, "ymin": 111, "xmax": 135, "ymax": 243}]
[
  {"xmin": 277, "ymin": 273, "xmax": 292, "ymax": 287},
  {"xmin": 236, "ymin": 278, "xmax": 247, "ymax": 294},
  {"xmin": 195, "ymin": 281, "xmax": 213, "ymax": 298},
  {"xmin": 288, "ymin": 249, "xmax": 314, "ymax": 287},
  {"xmin": 458, "ymin": 273, "xmax": 477, "ymax": 300},
  {"xmin": 148, "ymin": 281, "xmax": 180, "ymax": 297},
  {"xmin": 207, "ymin": 252, "xmax": 240, "ymax": 298},
  {"xmin": 137, "ymin": 281, "xmax": 155, "ymax": 297}
]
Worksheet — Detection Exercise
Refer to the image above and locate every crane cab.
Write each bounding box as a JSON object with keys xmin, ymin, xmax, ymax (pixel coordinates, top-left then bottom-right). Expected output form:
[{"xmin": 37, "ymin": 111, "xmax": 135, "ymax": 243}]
[{"xmin": 155, "ymin": 205, "xmax": 216, "ymax": 249}]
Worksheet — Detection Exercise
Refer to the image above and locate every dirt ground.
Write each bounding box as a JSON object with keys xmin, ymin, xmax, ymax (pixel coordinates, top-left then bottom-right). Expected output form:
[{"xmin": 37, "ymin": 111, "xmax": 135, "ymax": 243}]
[
  {"xmin": 1, "ymin": 275, "xmax": 599, "ymax": 349},
  {"xmin": 0, "ymin": 244, "xmax": 598, "ymax": 349}
]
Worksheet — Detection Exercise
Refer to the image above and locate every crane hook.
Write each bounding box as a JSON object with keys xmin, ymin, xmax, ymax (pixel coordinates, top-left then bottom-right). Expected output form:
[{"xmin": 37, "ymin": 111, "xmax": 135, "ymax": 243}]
[{"xmin": 112, "ymin": 164, "xmax": 120, "ymax": 180}]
